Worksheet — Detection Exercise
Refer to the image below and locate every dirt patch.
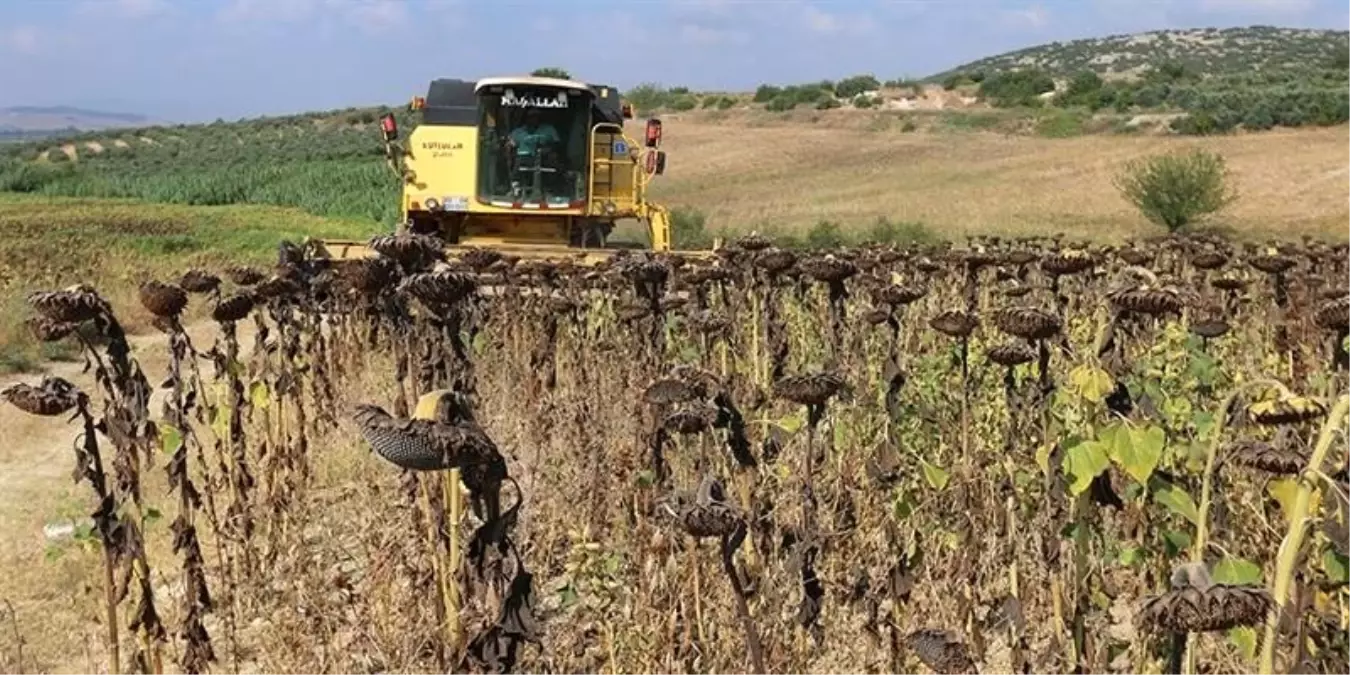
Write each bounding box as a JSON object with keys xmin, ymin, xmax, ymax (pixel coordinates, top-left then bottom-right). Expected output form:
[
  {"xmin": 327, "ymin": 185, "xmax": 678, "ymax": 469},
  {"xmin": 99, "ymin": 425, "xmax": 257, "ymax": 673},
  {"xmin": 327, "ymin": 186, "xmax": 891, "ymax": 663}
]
[
  {"xmin": 83, "ymin": 142, "xmax": 105, "ymax": 154},
  {"xmin": 59, "ymin": 144, "xmax": 77, "ymax": 162}
]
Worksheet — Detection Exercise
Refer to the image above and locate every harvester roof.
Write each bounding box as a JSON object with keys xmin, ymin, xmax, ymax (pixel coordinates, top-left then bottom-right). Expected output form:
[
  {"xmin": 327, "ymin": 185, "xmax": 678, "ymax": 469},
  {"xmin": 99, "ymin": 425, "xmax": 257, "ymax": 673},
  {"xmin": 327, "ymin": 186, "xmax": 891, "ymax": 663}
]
[{"xmin": 474, "ymin": 75, "xmax": 592, "ymax": 92}]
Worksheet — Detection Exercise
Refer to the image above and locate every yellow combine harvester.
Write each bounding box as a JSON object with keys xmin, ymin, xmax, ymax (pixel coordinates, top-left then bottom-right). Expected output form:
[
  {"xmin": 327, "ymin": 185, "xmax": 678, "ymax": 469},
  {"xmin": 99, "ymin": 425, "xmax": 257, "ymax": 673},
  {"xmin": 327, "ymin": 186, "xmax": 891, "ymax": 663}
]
[{"xmin": 314, "ymin": 75, "xmax": 680, "ymax": 264}]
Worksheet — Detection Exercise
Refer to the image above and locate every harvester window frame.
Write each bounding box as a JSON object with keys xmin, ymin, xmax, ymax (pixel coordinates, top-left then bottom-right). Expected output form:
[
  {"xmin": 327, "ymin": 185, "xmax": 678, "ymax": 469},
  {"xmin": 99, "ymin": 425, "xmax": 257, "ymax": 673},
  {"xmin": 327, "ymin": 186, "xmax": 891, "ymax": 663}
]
[{"xmin": 474, "ymin": 84, "xmax": 592, "ymax": 207}]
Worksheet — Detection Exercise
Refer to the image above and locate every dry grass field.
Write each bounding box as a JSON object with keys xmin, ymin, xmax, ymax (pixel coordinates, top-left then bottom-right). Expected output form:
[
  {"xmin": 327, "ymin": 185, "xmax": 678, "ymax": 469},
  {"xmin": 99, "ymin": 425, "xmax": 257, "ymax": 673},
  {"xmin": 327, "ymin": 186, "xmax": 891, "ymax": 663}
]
[{"xmin": 652, "ymin": 113, "xmax": 1350, "ymax": 241}]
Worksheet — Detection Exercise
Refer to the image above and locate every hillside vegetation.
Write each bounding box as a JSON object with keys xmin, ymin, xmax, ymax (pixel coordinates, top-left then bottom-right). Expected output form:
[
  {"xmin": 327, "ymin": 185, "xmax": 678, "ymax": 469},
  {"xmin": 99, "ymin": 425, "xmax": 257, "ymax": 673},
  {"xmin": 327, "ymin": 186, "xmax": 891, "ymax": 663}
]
[
  {"xmin": 929, "ymin": 26, "xmax": 1348, "ymax": 80},
  {"xmin": 928, "ymin": 26, "xmax": 1350, "ymax": 134}
]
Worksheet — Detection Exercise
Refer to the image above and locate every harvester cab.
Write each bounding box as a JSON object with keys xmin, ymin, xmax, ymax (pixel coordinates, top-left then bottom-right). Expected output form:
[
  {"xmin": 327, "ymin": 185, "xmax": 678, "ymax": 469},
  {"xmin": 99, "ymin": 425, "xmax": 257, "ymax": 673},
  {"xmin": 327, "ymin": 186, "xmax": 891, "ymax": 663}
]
[{"xmin": 317, "ymin": 75, "xmax": 678, "ymax": 265}]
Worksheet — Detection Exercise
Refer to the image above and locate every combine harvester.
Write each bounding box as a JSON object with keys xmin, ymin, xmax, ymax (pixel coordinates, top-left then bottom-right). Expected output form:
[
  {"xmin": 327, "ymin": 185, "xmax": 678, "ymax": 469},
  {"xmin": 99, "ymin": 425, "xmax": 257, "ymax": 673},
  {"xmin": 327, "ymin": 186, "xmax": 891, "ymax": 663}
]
[{"xmin": 312, "ymin": 74, "xmax": 703, "ymax": 266}]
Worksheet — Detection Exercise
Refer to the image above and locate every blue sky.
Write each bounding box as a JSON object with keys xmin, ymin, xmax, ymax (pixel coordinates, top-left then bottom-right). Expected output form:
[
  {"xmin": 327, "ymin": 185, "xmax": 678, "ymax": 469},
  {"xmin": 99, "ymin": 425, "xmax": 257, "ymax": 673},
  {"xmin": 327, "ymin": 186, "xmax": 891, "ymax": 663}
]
[{"xmin": 1, "ymin": 0, "xmax": 1346, "ymax": 122}]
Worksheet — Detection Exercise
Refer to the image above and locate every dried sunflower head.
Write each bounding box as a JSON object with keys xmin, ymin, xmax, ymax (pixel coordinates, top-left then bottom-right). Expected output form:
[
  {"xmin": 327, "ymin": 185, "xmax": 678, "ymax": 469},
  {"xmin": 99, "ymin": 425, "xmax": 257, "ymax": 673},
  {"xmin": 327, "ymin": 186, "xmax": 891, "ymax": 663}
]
[
  {"xmin": 1189, "ymin": 318, "xmax": 1231, "ymax": 339},
  {"xmin": 1247, "ymin": 393, "xmax": 1327, "ymax": 426},
  {"xmin": 905, "ymin": 629, "xmax": 976, "ymax": 674},
  {"xmin": 754, "ymin": 248, "xmax": 797, "ymax": 275},
  {"xmin": 459, "ymin": 247, "xmax": 502, "ymax": 272},
  {"xmin": 1137, "ymin": 562, "xmax": 1273, "ymax": 634},
  {"xmin": 1249, "ymin": 253, "xmax": 1296, "ymax": 275},
  {"xmin": 1191, "ymin": 251, "xmax": 1229, "ymax": 270},
  {"xmin": 224, "ymin": 265, "xmax": 265, "ymax": 286},
  {"xmin": 1041, "ymin": 249, "xmax": 1095, "ymax": 276},
  {"xmin": 877, "ymin": 283, "xmax": 927, "ymax": 307},
  {"xmin": 992, "ymin": 306, "xmax": 1061, "ymax": 341},
  {"xmin": 211, "ymin": 292, "xmax": 255, "ymax": 323},
  {"xmin": 930, "ymin": 310, "xmax": 979, "ymax": 338},
  {"xmin": 369, "ymin": 233, "xmax": 445, "ymax": 271},
  {"xmin": 1005, "ymin": 250, "xmax": 1039, "ymax": 266},
  {"xmin": 799, "ymin": 255, "xmax": 858, "ymax": 283},
  {"xmin": 1314, "ymin": 296, "xmax": 1348, "ymax": 332},
  {"xmin": 179, "ymin": 268, "xmax": 221, "ymax": 294},
  {"xmin": 737, "ymin": 231, "xmax": 772, "ymax": 251},
  {"xmin": 1108, "ymin": 286, "xmax": 1184, "ymax": 317},
  {"xmin": 1118, "ymin": 248, "xmax": 1153, "ymax": 266},
  {"xmin": 26, "ymin": 284, "xmax": 108, "ymax": 324},
  {"xmin": 138, "ymin": 280, "xmax": 189, "ymax": 318},
  {"xmin": 643, "ymin": 378, "xmax": 698, "ymax": 406},
  {"xmin": 1225, "ymin": 439, "xmax": 1304, "ymax": 475},
  {"xmin": 1211, "ymin": 276, "xmax": 1247, "ymax": 292},
  {"xmin": 773, "ymin": 371, "xmax": 848, "ymax": 407},
  {"xmin": 253, "ymin": 274, "xmax": 303, "ymax": 300},
  {"xmin": 987, "ymin": 342, "xmax": 1037, "ymax": 367},
  {"xmin": 864, "ymin": 307, "xmax": 890, "ymax": 326},
  {"xmin": 399, "ymin": 269, "xmax": 477, "ymax": 312},
  {"xmin": 661, "ymin": 403, "xmax": 719, "ymax": 435},
  {"xmin": 25, "ymin": 316, "xmax": 79, "ymax": 343},
  {"xmin": 2, "ymin": 376, "xmax": 83, "ymax": 416}
]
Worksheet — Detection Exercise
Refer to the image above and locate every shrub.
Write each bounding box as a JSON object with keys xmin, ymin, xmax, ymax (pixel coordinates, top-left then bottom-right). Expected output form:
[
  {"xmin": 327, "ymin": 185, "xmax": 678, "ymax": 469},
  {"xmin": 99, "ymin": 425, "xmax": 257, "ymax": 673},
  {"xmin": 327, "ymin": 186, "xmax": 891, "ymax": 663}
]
[
  {"xmin": 1114, "ymin": 148, "xmax": 1237, "ymax": 232},
  {"xmin": 899, "ymin": 119, "xmax": 918, "ymax": 133},
  {"xmin": 668, "ymin": 95, "xmax": 698, "ymax": 112},
  {"xmin": 978, "ymin": 69, "xmax": 1056, "ymax": 107},
  {"xmin": 805, "ymin": 220, "xmax": 846, "ymax": 248},
  {"xmin": 715, "ymin": 96, "xmax": 737, "ymax": 110},
  {"xmin": 753, "ymin": 85, "xmax": 782, "ymax": 103},
  {"xmin": 853, "ymin": 95, "xmax": 878, "ymax": 109},
  {"xmin": 816, "ymin": 98, "xmax": 842, "ymax": 110},
  {"xmin": 670, "ymin": 207, "xmax": 712, "ymax": 249},
  {"xmin": 865, "ymin": 217, "xmax": 937, "ymax": 245},
  {"xmin": 835, "ymin": 74, "xmax": 881, "ymax": 99},
  {"xmin": 766, "ymin": 96, "xmax": 797, "ymax": 112},
  {"xmin": 531, "ymin": 67, "xmax": 572, "ymax": 80}
]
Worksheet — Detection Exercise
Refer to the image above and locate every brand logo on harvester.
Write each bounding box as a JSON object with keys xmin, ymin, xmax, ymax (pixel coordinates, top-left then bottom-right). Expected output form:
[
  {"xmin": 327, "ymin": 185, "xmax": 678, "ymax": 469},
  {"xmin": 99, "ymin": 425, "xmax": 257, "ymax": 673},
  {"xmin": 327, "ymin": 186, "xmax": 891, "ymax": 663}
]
[{"xmin": 501, "ymin": 89, "xmax": 569, "ymax": 109}]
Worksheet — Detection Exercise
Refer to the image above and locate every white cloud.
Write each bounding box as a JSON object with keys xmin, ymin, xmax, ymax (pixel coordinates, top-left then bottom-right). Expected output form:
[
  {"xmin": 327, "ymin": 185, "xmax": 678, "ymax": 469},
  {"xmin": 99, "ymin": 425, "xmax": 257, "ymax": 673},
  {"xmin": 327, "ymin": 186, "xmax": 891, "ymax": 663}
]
[
  {"xmin": 800, "ymin": 4, "xmax": 876, "ymax": 35},
  {"xmin": 2, "ymin": 25, "xmax": 41, "ymax": 55},
  {"xmin": 75, "ymin": 0, "xmax": 172, "ymax": 19},
  {"xmin": 215, "ymin": 0, "xmax": 320, "ymax": 23},
  {"xmin": 678, "ymin": 23, "xmax": 750, "ymax": 45},
  {"xmin": 215, "ymin": 0, "xmax": 408, "ymax": 30},
  {"xmin": 338, "ymin": 0, "xmax": 409, "ymax": 32},
  {"xmin": 1002, "ymin": 3, "xmax": 1050, "ymax": 29},
  {"xmin": 1198, "ymin": 0, "xmax": 1316, "ymax": 13}
]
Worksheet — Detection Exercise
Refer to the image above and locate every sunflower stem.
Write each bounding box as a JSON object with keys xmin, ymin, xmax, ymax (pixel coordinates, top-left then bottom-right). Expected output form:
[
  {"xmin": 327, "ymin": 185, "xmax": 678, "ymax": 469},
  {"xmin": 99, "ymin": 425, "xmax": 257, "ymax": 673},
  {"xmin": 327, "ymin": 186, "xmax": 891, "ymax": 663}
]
[{"xmin": 1259, "ymin": 393, "xmax": 1350, "ymax": 675}]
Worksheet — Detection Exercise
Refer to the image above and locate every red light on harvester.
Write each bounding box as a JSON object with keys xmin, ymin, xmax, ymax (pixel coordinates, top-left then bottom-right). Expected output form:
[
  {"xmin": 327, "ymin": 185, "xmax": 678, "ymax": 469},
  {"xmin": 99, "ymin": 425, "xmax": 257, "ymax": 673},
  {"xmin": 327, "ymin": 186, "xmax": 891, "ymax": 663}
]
[
  {"xmin": 379, "ymin": 113, "xmax": 398, "ymax": 142},
  {"xmin": 644, "ymin": 118, "xmax": 662, "ymax": 148}
]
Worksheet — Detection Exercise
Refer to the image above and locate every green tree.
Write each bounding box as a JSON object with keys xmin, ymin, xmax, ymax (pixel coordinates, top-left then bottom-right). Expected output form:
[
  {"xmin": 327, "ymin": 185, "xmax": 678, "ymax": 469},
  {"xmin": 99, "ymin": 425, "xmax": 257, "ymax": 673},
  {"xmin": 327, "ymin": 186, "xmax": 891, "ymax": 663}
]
[
  {"xmin": 1114, "ymin": 148, "xmax": 1237, "ymax": 232},
  {"xmin": 531, "ymin": 67, "xmax": 572, "ymax": 80}
]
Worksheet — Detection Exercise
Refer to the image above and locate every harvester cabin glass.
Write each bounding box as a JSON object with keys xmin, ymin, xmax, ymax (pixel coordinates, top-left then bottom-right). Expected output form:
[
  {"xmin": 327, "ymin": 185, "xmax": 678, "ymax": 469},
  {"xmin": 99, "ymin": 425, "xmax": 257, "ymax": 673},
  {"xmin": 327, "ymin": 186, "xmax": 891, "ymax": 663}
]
[{"xmin": 476, "ymin": 82, "xmax": 589, "ymax": 207}]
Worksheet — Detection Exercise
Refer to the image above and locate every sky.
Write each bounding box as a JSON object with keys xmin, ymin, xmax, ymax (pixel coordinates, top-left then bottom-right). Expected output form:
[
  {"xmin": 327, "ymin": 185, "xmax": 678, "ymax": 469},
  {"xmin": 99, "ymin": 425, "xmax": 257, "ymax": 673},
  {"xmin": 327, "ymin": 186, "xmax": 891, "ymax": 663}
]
[{"xmin": 1, "ymin": 0, "xmax": 1346, "ymax": 122}]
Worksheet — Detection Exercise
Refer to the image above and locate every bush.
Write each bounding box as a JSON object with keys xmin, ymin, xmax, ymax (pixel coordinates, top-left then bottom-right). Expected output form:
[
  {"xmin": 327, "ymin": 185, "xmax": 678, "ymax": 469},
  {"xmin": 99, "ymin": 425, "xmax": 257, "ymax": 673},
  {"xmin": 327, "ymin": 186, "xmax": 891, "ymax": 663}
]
[
  {"xmin": 835, "ymin": 74, "xmax": 881, "ymax": 99},
  {"xmin": 865, "ymin": 217, "xmax": 937, "ymax": 245},
  {"xmin": 668, "ymin": 95, "xmax": 698, "ymax": 112},
  {"xmin": 766, "ymin": 96, "xmax": 797, "ymax": 112},
  {"xmin": 978, "ymin": 69, "xmax": 1056, "ymax": 107},
  {"xmin": 715, "ymin": 96, "xmax": 737, "ymax": 110},
  {"xmin": 670, "ymin": 207, "xmax": 712, "ymax": 249},
  {"xmin": 753, "ymin": 85, "xmax": 782, "ymax": 103},
  {"xmin": 1113, "ymin": 148, "xmax": 1237, "ymax": 232},
  {"xmin": 531, "ymin": 67, "xmax": 572, "ymax": 80},
  {"xmin": 853, "ymin": 95, "xmax": 878, "ymax": 109},
  {"xmin": 816, "ymin": 98, "xmax": 842, "ymax": 110},
  {"xmin": 805, "ymin": 220, "xmax": 846, "ymax": 249}
]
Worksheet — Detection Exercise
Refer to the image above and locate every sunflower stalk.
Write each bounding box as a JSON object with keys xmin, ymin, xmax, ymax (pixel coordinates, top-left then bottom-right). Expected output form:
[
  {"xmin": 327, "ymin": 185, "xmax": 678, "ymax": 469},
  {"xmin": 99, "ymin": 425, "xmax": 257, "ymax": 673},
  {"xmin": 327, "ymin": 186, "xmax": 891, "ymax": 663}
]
[{"xmin": 1259, "ymin": 393, "xmax": 1350, "ymax": 674}]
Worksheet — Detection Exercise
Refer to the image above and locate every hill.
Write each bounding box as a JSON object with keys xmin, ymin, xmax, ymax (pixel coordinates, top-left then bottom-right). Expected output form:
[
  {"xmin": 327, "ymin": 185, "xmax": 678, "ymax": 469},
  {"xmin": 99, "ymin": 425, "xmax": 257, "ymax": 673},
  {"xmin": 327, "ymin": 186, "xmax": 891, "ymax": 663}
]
[
  {"xmin": 927, "ymin": 26, "xmax": 1349, "ymax": 81},
  {"xmin": 0, "ymin": 105, "xmax": 153, "ymax": 133}
]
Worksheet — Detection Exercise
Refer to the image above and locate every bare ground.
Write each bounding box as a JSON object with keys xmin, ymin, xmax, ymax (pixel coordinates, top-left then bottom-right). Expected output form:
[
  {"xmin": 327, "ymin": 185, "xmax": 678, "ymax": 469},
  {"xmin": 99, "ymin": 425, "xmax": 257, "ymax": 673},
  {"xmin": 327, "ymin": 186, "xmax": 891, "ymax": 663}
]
[{"xmin": 0, "ymin": 320, "xmax": 255, "ymax": 673}]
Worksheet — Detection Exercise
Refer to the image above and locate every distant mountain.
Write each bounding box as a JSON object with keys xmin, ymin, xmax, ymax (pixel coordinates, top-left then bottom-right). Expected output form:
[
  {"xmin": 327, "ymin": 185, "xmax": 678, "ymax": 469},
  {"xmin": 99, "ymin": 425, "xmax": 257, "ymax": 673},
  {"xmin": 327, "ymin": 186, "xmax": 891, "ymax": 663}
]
[
  {"xmin": 927, "ymin": 26, "xmax": 1350, "ymax": 81},
  {"xmin": 0, "ymin": 106, "xmax": 154, "ymax": 133}
]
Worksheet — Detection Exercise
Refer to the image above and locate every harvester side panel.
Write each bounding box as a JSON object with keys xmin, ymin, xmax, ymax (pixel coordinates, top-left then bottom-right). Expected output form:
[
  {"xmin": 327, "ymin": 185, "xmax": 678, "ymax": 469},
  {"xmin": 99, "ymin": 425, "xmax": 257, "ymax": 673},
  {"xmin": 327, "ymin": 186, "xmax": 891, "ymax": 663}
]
[{"xmin": 403, "ymin": 125, "xmax": 479, "ymax": 218}]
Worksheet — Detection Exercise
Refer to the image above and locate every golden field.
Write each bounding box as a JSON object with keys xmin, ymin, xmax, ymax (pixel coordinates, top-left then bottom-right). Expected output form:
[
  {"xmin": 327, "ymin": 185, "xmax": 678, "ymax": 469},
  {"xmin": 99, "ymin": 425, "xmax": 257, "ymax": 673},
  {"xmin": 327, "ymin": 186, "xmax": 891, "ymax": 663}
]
[{"xmin": 651, "ymin": 113, "xmax": 1350, "ymax": 241}]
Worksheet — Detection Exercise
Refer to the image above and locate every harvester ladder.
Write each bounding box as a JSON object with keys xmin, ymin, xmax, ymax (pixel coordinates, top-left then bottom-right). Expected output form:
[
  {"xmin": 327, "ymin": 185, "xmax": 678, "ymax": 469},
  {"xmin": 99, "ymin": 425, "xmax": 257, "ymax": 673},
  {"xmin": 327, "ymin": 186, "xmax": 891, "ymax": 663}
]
[{"xmin": 588, "ymin": 123, "xmax": 641, "ymax": 215}]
